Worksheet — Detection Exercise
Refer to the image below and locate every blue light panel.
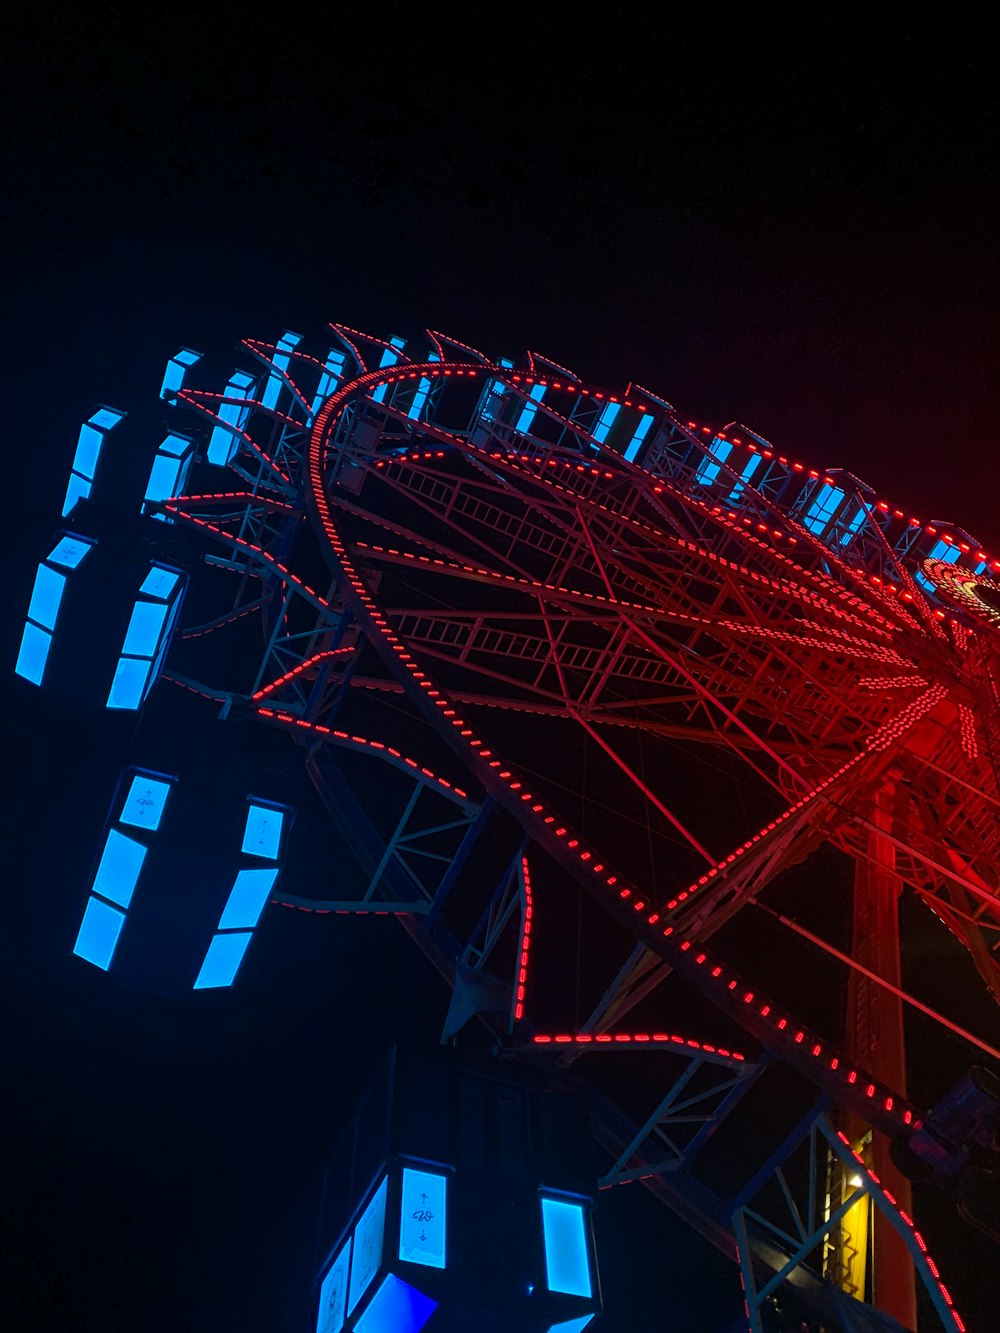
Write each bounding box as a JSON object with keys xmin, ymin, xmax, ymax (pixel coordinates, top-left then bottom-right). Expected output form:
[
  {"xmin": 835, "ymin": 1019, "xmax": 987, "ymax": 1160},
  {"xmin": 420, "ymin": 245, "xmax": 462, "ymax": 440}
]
[
  {"xmin": 217, "ymin": 868, "xmax": 279, "ymax": 930},
  {"xmin": 915, "ymin": 536, "xmax": 963, "ymax": 590},
  {"xmin": 694, "ymin": 437, "xmax": 732, "ymax": 486},
  {"xmin": 623, "ymin": 412, "xmax": 654, "ymax": 463},
  {"xmin": 261, "ymin": 330, "xmax": 303, "ymax": 411},
  {"xmin": 928, "ymin": 537, "xmax": 962, "ymax": 566},
  {"xmin": 106, "ymin": 656, "xmax": 152, "ymax": 710},
  {"xmin": 73, "ymin": 896, "xmax": 126, "ymax": 970},
  {"xmin": 728, "ymin": 452, "xmax": 763, "ymax": 502},
  {"xmin": 47, "ymin": 534, "xmax": 94, "ymax": 569},
  {"xmin": 515, "ymin": 383, "xmax": 546, "ymax": 434},
  {"xmin": 548, "ymin": 1317, "xmax": 596, "ymax": 1332},
  {"xmin": 62, "ymin": 471, "xmax": 91, "ymax": 516},
  {"xmin": 242, "ymin": 804, "xmax": 284, "ymax": 859},
  {"xmin": 541, "ymin": 1197, "xmax": 592, "ymax": 1299},
  {"xmin": 838, "ymin": 504, "xmax": 868, "ymax": 546},
  {"xmin": 160, "ymin": 432, "xmax": 191, "ymax": 459},
  {"xmin": 121, "ymin": 600, "xmax": 169, "ymax": 657},
  {"xmin": 348, "ymin": 1177, "xmax": 389, "ymax": 1315},
  {"xmin": 140, "ymin": 566, "xmax": 181, "ymax": 600},
  {"xmin": 15, "ymin": 621, "xmax": 52, "ymax": 686},
  {"xmin": 311, "ymin": 351, "xmax": 347, "ymax": 417},
  {"xmin": 801, "ymin": 481, "xmax": 845, "ymax": 535},
  {"xmin": 407, "ymin": 352, "xmax": 438, "ymax": 422},
  {"xmin": 26, "ymin": 564, "xmax": 66, "ymax": 631},
  {"xmin": 353, "ymin": 1274, "xmax": 436, "ymax": 1333},
  {"xmin": 160, "ymin": 347, "xmax": 202, "ymax": 400},
  {"xmin": 73, "ymin": 423, "xmax": 104, "ymax": 479},
  {"xmin": 193, "ymin": 931, "xmax": 252, "ymax": 989},
  {"xmin": 119, "ymin": 774, "xmax": 172, "ymax": 831},
  {"xmin": 207, "ymin": 369, "xmax": 256, "ymax": 466},
  {"xmin": 316, "ymin": 1239, "xmax": 351, "ymax": 1333},
  {"xmin": 144, "ymin": 454, "xmax": 184, "ymax": 510},
  {"xmin": 399, "ymin": 1168, "xmax": 447, "ymax": 1268},
  {"xmin": 372, "ymin": 337, "xmax": 406, "ymax": 404},
  {"xmin": 592, "ymin": 401, "xmax": 620, "ymax": 444},
  {"xmin": 92, "ymin": 830, "xmax": 147, "ymax": 909},
  {"xmin": 88, "ymin": 407, "xmax": 125, "ymax": 431}
]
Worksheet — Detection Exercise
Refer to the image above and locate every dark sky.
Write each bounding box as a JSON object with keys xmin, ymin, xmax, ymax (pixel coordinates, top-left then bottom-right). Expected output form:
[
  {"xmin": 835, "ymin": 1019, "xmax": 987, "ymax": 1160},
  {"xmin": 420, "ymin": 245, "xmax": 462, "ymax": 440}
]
[{"xmin": 3, "ymin": 8, "xmax": 999, "ymax": 1332}]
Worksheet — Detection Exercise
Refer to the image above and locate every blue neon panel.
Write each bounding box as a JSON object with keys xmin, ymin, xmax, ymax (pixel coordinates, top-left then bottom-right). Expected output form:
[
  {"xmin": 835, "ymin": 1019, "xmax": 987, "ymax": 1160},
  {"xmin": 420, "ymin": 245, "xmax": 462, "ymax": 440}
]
[
  {"xmin": 838, "ymin": 505, "xmax": 867, "ymax": 546},
  {"xmin": 548, "ymin": 1317, "xmax": 595, "ymax": 1332},
  {"xmin": 160, "ymin": 349, "xmax": 201, "ymax": 399},
  {"xmin": 26, "ymin": 564, "xmax": 66, "ymax": 631},
  {"xmin": 106, "ymin": 656, "xmax": 151, "ymax": 710},
  {"xmin": 728, "ymin": 453, "xmax": 763, "ymax": 501},
  {"xmin": 262, "ymin": 331, "xmax": 303, "ymax": 410},
  {"xmin": 311, "ymin": 352, "xmax": 347, "ymax": 415},
  {"xmin": 144, "ymin": 454, "xmax": 182, "ymax": 505},
  {"xmin": 516, "ymin": 383, "xmax": 546, "ymax": 433},
  {"xmin": 73, "ymin": 424, "xmax": 104, "ymax": 478},
  {"xmin": 353, "ymin": 1274, "xmax": 436, "ymax": 1333},
  {"xmin": 119, "ymin": 774, "xmax": 172, "ymax": 831},
  {"xmin": 592, "ymin": 401, "xmax": 620, "ymax": 444},
  {"xmin": 73, "ymin": 896, "xmax": 126, "ymax": 970},
  {"xmin": 122, "ymin": 600, "xmax": 169, "ymax": 656},
  {"xmin": 407, "ymin": 379, "xmax": 431, "ymax": 420},
  {"xmin": 399, "ymin": 1168, "xmax": 447, "ymax": 1268},
  {"xmin": 48, "ymin": 534, "xmax": 94, "ymax": 569},
  {"xmin": 348, "ymin": 1177, "xmax": 389, "ymax": 1314},
  {"xmin": 88, "ymin": 407, "xmax": 125, "ymax": 431},
  {"xmin": 193, "ymin": 931, "xmax": 252, "ymax": 989},
  {"xmin": 62, "ymin": 472, "xmax": 91, "ymax": 516},
  {"xmin": 242, "ymin": 804, "xmax": 284, "ymax": 859},
  {"xmin": 801, "ymin": 482, "xmax": 845, "ymax": 534},
  {"xmin": 160, "ymin": 361, "xmax": 185, "ymax": 399},
  {"xmin": 139, "ymin": 566, "xmax": 181, "ymax": 600},
  {"xmin": 695, "ymin": 438, "xmax": 732, "ymax": 486},
  {"xmin": 316, "ymin": 1239, "xmax": 351, "ymax": 1333},
  {"xmin": 541, "ymin": 1198, "xmax": 592, "ymax": 1298},
  {"xmin": 15, "ymin": 621, "xmax": 51, "ymax": 685},
  {"xmin": 928, "ymin": 538, "xmax": 961, "ymax": 565},
  {"xmin": 92, "ymin": 830, "xmax": 147, "ymax": 909},
  {"xmin": 160, "ymin": 433, "xmax": 191, "ymax": 459},
  {"xmin": 623, "ymin": 411, "xmax": 654, "ymax": 462},
  {"xmin": 218, "ymin": 868, "xmax": 279, "ymax": 930},
  {"xmin": 372, "ymin": 340, "xmax": 403, "ymax": 404}
]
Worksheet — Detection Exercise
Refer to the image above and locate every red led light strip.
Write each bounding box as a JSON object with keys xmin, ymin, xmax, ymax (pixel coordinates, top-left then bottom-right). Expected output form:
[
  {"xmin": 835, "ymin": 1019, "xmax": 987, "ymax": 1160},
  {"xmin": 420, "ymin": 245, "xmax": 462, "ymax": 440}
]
[
  {"xmin": 662, "ymin": 684, "xmax": 948, "ymax": 917},
  {"xmin": 161, "ymin": 506, "xmax": 334, "ymax": 614},
  {"xmin": 833, "ymin": 1131, "xmax": 967, "ymax": 1331},
  {"xmin": 513, "ymin": 854, "xmax": 534, "ymax": 1023},
  {"xmin": 250, "ymin": 647, "xmax": 355, "ymax": 702},
  {"xmin": 531, "ymin": 1032, "xmax": 745, "ymax": 1061},
  {"xmin": 254, "ymin": 706, "xmax": 469, "ymax": 803}
]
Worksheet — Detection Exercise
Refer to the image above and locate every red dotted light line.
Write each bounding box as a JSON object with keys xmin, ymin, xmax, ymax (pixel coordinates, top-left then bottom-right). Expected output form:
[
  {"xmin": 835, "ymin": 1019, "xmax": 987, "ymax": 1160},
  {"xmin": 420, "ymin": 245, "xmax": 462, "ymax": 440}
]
[
  {"xmin": 834, "ymin": 1131, "xmax": 967, "ymax": 1331},
  {"xmin": 532, "ymin": 1032, "xmax": 745, "ymax": 1061},
  {"xmin": 162, "ymin": 506, "xmax": 333, "ymax": 611},
  {"xmin": 959, "ymin": 704, "xmax": 979, "ymax": 760},
  {"xmin": 662, "ymin": 684, "xmax": 949, "ymax": 918},
  {"xmin": 179, "ymin": 601, "xmax": 261, "ymax": 640},
  {"xmin": 250, "ymin": 647, "xmax": 355, "ymax": 702},
  {"xmin": 858, "ymin": 674, "xmax": 928, "ymax": 689},
  {"xmin": 254, "ymin": 706, "xmax": 469, "ymax": 801},
  {"xmin": 513, "ymin": 854, "xmax": 534, "ymax": 1023}
]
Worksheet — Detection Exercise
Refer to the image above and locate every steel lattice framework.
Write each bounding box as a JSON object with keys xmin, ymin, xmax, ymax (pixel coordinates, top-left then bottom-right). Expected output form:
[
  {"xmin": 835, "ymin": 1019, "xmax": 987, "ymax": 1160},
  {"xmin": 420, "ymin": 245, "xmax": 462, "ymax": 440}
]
[{"xmin": 28, "ymin": 324, "xmax": 1000, "ymax": 1332}]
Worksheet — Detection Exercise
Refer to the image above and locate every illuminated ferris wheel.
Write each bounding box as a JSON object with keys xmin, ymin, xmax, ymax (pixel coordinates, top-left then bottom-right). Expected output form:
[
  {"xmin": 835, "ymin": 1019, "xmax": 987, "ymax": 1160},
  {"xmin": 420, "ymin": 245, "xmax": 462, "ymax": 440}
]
[{"xmin": 18, "ymin": 323, "xmax": 1000, "ymax": 1331}]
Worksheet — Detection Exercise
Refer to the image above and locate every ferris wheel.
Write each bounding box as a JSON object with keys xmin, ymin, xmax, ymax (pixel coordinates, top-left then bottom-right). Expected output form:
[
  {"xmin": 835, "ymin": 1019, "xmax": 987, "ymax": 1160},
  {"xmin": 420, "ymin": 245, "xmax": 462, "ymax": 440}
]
[{"xmin": 20, "ymin": 323, "xmax": 1000, "ymax": 1331}]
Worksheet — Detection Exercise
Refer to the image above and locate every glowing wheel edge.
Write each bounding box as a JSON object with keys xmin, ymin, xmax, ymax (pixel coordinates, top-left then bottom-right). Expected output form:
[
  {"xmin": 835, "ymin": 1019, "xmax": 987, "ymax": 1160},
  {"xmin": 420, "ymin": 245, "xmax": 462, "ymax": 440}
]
[{"xmin": 306, "ymin": 358, "xmax": 922, "ymax": 1139}]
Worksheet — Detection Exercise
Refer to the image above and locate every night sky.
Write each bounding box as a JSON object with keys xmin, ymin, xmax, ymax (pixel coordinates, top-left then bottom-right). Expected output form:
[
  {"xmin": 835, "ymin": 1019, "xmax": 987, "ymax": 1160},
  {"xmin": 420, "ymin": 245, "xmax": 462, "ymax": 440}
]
[{"xmin": 4, "ymin": 9, "xmax": 999, "ymax": 1332}]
